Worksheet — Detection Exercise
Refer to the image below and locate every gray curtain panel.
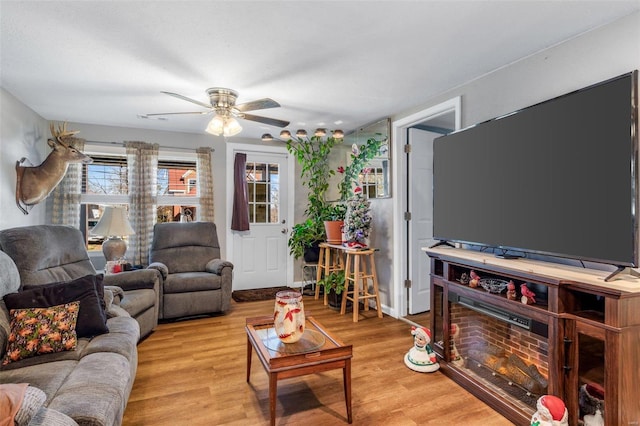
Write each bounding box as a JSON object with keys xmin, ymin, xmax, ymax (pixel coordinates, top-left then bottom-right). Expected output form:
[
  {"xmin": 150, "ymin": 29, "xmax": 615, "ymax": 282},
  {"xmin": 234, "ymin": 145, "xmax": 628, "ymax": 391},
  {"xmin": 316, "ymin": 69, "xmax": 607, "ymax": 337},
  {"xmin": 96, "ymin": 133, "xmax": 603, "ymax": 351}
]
[
  {"xmin": 126, "ymin": 141, "xmax": 159, "ymax": 265},
  {"xmin": 48, "ymin": 137, "xmax": 85, "ymax": 227},
  {"xmin": 196, "ymin": 147, "xmax": 215, "ymax": 222}
]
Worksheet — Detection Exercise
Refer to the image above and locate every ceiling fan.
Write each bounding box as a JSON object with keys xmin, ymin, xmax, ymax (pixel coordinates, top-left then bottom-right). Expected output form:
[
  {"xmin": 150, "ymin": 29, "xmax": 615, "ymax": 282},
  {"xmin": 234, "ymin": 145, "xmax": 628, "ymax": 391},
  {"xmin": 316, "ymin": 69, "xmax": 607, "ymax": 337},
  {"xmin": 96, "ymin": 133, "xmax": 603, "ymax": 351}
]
[{"xmin": 143, "ymin": 87, "xmax": 290, "ymax": 136}]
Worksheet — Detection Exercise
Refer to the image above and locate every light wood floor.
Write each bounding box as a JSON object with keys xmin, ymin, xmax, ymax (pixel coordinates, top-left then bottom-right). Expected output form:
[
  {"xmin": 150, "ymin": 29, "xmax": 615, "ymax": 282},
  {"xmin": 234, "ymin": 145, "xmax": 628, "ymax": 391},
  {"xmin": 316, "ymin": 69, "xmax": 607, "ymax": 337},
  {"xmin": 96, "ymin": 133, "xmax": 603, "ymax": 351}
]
[{"xmin": 123, "ymin": 296, "xmax": 512, "ymax": 426}]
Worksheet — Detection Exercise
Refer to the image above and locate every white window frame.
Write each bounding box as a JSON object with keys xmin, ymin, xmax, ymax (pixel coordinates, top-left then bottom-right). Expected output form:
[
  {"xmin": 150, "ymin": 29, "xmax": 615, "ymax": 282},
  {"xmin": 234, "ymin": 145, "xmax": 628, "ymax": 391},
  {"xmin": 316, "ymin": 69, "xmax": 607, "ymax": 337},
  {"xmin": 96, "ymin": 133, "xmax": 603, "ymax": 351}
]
[{"xmin": 80, "ymin": 144, "xmax": 201, "ymax": 252}]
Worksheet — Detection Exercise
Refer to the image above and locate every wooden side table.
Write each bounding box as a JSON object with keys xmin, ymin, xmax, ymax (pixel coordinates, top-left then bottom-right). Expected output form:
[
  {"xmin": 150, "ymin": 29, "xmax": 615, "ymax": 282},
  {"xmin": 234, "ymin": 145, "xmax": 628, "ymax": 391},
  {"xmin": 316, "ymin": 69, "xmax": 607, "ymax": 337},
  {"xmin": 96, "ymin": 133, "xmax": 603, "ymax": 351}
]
[
  {"xmin": 340, "ymin": 248, "xmax": 383, "ymax": 322},
  {"xmin": 315, "ymin": 242, "xmax": 345, "ymax": 304},
  {"xmin": 246, "ymin": 316, "xmax": 353, "ymax": 425}
]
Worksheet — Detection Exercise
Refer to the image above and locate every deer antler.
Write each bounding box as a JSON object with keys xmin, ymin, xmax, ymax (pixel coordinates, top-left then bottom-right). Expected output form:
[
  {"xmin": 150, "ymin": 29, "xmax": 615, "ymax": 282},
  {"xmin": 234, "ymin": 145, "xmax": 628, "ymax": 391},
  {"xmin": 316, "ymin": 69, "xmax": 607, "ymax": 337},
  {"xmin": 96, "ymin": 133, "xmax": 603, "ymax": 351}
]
[{"xmin": 49, "ymin": 122, "xmax": 80, "ymax": 145}]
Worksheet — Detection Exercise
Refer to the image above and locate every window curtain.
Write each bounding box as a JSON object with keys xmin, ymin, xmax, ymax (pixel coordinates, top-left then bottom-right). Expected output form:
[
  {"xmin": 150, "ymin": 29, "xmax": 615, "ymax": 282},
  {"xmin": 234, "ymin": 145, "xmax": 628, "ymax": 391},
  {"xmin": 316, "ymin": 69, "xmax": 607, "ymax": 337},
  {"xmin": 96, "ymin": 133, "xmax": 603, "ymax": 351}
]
[
  {"xmin": 196, "ymin": 147, "xmax": 215, "ymax": 222},
  {"xmin": 48, "ymin": 137, "xmax": 85, "ymax": 227},
  {"xmin": 231, "ymin": 152, "xmax": 250, "ymax": 231},
  {"xmin": 126, "ymin": 141, "xmax": 159, "ymax": 265}
]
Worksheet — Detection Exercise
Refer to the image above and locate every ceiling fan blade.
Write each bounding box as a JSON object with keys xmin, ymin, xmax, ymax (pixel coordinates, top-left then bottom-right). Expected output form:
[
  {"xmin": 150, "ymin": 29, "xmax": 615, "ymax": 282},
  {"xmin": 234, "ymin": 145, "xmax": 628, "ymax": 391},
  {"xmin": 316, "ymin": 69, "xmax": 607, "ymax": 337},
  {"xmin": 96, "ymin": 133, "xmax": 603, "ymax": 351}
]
[
  {"xmin": 241, "ymin": 113, "xmax": 290, "ymax": 128},
  {"xmin": 235, "ymin": 98, "xmax": 280, "ymax": 112},
  {"xmin": 144, "ymin": 111, "xmax": 211, "ymax": 116},
  {"xmin": 161, "ymin": 91, "xmax": 212, "ymax": 109}
]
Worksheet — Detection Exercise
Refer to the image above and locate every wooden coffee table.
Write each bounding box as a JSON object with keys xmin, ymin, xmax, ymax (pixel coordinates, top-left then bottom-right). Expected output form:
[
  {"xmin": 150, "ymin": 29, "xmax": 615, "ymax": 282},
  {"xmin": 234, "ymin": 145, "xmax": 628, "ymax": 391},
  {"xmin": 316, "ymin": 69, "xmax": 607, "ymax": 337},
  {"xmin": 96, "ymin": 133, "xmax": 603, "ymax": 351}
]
[{"xmin": 246, "ymin": 315, "xmax": 353, "ymax": 425}]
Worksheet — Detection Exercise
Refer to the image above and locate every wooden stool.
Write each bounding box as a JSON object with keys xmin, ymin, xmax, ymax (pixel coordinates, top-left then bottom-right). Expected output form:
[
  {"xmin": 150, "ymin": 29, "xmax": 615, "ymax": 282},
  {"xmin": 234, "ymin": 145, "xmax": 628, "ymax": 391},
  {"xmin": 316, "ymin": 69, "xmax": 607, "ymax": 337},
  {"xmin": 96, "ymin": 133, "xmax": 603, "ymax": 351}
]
[
  {"xmin": 340, "ymin": 248, "xmax": 382, "ymax": 322},
  {"xmin": 315, "ymin": 243, "xmax": 345, "ymax": 305}
]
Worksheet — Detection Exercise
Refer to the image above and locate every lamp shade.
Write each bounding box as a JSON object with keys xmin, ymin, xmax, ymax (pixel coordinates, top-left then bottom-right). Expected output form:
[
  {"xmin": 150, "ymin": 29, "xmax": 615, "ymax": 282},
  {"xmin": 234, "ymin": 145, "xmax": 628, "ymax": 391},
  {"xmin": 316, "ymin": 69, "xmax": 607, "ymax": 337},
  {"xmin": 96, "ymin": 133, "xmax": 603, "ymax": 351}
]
[
  {"xmin": 205, "ymin": 115, "xmax": 225, "ymax": 136},
  {"xmin": 223, "ymin": 117, "xmax": 242, "ymax": 136},
  {"xmin": 205, "ymin": 115, "xmax": 243, "ymax": 136},
  {"xmin": 91, "ymin": 206, "xmax": 135, "ymax": 237}
]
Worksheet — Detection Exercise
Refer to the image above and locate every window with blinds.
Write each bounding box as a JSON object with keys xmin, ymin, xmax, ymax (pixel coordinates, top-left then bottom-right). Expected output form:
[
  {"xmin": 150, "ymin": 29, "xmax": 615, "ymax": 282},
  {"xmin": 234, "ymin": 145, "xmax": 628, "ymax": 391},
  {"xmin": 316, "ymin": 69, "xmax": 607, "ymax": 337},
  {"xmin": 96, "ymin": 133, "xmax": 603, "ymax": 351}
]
[{"xmin": 80, "ymin": 154, "xmax": 200, "ymax": 251}]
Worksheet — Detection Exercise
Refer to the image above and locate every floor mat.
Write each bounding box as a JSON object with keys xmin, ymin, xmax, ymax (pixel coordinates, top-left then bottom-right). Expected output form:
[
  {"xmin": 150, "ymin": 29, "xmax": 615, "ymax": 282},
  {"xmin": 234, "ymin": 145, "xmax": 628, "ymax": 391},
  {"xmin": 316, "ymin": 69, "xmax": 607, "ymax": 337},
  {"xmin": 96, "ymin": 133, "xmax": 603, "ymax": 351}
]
[{"xmin": 231, "ymin": 286, "xmax": 293, "ymax": 302}]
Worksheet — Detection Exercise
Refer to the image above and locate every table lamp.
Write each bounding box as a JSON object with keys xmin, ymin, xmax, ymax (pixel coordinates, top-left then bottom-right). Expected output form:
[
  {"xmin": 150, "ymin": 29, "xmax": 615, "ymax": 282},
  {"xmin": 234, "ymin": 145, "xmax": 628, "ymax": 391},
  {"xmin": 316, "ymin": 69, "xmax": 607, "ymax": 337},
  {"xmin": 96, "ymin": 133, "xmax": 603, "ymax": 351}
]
[{"xmin": 91, "ymin": 206, "xmax": 135, "ymax": 261}]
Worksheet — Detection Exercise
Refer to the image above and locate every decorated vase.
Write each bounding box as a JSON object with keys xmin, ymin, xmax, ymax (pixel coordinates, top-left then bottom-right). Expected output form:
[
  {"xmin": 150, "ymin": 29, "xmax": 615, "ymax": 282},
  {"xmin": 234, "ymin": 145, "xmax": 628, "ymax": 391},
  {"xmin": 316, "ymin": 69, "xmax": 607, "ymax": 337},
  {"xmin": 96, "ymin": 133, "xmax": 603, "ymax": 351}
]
[{"xmin": 274, "ymin": 291, "xmax": 305, "ymax": 343}]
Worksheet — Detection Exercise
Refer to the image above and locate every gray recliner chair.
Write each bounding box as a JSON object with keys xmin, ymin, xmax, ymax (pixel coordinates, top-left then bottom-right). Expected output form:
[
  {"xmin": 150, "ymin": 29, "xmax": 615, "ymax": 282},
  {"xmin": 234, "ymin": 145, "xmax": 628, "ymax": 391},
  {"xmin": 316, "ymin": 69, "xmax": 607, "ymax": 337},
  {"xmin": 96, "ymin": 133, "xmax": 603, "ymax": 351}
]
[
  {"xmin": 0, "ymin": 224, "xmax": 161, "ymax": 339},
  {"xmin": 148, "ymin": 221, "xmax": 233, "ymax": 320}
]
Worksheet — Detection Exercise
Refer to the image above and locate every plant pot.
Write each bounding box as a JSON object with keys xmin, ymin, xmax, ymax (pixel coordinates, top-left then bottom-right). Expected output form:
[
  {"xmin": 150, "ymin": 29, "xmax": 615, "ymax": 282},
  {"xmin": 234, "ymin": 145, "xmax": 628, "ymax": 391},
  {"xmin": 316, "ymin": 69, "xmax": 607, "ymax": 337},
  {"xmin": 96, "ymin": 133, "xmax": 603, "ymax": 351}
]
[
  {"xmin": 303, "ymin": 242, "xmax": 321, "ymax": 263},
  {"xmin": 324, "ymin": 220, "xmax": 344, "ymax": 244},
  {"xmin": 326, "ymin": 287, "xmax": 352, "ymax": 310}
]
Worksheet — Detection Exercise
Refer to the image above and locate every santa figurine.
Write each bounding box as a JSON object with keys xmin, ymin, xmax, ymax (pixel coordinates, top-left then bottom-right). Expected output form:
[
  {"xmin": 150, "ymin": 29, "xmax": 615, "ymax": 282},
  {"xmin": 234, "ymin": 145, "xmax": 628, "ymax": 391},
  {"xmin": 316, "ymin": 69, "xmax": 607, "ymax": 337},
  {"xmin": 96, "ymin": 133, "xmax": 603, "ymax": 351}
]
[
  {"xmin": 404, "ymin": 326, "xmax": 440, "ymax": 373},
  {"xmin": 531, "ymin": 395, "xmax": 568, "ymax": 426}
]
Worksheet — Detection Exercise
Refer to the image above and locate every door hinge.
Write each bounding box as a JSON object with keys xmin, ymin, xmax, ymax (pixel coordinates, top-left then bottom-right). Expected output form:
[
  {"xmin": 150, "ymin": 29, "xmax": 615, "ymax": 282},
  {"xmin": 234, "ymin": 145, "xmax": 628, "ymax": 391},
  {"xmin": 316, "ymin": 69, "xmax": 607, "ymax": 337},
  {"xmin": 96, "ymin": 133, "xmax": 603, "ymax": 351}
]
[
  {"xmin": 404, "ymin": 279, "xmax": 412, "ymax": 288},
  {"xmin": 404, "ymin": 144, "xmax": 412, "ymax": 153},
  {"xmin": 404, "ymin": 211, "xmax": 412, "ymax": 221}
]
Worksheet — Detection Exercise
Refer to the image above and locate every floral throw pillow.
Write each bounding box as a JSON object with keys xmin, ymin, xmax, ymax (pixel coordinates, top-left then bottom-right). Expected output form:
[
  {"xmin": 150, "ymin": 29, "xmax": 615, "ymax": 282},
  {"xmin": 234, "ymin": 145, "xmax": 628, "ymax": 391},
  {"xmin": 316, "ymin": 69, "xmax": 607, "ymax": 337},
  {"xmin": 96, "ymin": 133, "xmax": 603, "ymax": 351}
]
[{"xmin": 2, "ymin": 301, "xmax": 80, "ymax": 366}]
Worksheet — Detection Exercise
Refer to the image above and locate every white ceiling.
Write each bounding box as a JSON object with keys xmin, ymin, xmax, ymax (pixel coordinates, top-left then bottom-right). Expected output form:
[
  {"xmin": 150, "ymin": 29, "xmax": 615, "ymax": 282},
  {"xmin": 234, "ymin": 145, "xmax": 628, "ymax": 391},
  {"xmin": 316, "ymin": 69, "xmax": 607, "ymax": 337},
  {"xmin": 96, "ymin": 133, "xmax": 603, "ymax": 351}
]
[{"xmin": 2, "ymin": 1, "xmax": 639, "ymax": 140}]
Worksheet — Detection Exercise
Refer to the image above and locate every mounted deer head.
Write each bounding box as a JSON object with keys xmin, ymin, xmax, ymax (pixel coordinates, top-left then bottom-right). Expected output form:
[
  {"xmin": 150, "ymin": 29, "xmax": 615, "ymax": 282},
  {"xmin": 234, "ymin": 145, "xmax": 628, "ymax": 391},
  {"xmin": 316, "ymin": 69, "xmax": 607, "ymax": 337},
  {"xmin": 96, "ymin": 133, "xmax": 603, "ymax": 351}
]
[{"xmin": 15, "ymin": 122, "xmax": 93, "ymax": 214}]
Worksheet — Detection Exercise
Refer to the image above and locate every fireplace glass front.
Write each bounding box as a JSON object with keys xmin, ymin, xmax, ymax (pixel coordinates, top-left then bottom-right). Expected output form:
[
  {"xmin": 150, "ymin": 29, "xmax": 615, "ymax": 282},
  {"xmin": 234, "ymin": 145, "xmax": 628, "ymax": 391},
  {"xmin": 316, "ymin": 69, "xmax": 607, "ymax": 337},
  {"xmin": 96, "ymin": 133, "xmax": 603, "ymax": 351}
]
[{"xmin": 433, "ymin": 286, "xmax": 549, "ymax": 415}]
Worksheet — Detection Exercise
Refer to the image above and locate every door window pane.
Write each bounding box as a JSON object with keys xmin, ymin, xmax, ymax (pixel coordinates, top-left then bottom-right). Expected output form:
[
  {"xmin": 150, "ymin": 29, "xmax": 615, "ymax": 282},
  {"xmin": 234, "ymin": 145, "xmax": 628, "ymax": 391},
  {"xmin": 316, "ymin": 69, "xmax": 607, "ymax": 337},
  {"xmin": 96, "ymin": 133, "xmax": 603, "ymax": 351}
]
[{"xmin": 246, "ymin": 162, "xmax": 279, "ymax": 223}]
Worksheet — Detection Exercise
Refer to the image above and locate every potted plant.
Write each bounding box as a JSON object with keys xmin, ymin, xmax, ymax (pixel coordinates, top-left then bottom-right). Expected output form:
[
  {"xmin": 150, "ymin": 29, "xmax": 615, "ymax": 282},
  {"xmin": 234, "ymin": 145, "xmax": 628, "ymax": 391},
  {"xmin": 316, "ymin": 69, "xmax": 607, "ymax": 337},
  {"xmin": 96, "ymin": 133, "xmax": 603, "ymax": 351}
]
[
  {"xmin": 338, "ymin": 137, "xmax": 386, "ymax": 201},
  {"xmin": 318, "ymin": 270, "xmax": 346, "ymax": 308},
  {"xmin": 286, "ymin": 133, "xmax": 343, "ymax": 258},
  {"xmin": 321, "ymin": 202, "xmax": 347, "ymax": 244},
  {"xmin": 288, "ymin": 218, "xmax": 325, "ymax": 262},
  {"xmin": 336, "ymin": 137, "xmax": 385, "ymax": 246}
]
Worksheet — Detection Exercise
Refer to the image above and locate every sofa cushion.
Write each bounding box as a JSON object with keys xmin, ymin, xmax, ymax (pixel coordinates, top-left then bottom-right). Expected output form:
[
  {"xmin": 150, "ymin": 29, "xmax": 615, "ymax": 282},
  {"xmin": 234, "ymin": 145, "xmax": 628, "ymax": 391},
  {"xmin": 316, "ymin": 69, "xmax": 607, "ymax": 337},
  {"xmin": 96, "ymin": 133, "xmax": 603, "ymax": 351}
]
[
  {"xmin": 47, "ymin": 352, "xmax": 133, "ymax": 426},
  {"xmin": 2, "ymin": 302, "xmax": 80, "ymax": 366},
  {"xmin": 0, "ymin": 225, "xmax": 96, "ymax": 287},
  {"xmin": 117, "ymin": 288, "xmax": 156, "ymax": 318},
  {"xmin": 164, "ymin": 272, "xmax": 222, "ymax": 293},
  {"xmin": 0, "ymin": 360, "xmax": 76, "ymax": 405},
  {"xmin": 4, "ymin": 275, "xmax": 108, "ymax": 338},
  {"xmin": 81, "ymin": 316, "xmax": 139, "ymax": 363}
]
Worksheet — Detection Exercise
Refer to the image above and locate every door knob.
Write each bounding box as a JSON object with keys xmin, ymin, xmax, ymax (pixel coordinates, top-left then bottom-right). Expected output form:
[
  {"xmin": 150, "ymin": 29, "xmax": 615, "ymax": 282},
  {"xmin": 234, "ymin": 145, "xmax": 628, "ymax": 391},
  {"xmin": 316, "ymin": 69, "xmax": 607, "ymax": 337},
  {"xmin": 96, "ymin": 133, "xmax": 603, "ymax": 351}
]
[{"xmin": 281, "ymin": 228, "xmax": 288, "ymax": 234}]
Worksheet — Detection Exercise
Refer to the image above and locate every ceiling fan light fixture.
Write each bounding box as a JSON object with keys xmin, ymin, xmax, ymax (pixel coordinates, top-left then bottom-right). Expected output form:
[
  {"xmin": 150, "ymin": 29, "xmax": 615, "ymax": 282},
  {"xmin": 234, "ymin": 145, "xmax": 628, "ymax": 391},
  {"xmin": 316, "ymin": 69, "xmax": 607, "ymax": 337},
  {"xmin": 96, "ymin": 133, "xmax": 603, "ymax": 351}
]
[
  {"xmin": 280, "ymin": 130, "xmax": 292, "ymax": 139},
  {"xmin": 205, "ymin": 115, "xmax": 225, "ymax": 136},
  {"xmin": 205, "ymin": 115, "xmax": 242, "ymax": 137},
  {"xmin": 223, "ymin": 117, "xmax": 243, "ymax": 136}
]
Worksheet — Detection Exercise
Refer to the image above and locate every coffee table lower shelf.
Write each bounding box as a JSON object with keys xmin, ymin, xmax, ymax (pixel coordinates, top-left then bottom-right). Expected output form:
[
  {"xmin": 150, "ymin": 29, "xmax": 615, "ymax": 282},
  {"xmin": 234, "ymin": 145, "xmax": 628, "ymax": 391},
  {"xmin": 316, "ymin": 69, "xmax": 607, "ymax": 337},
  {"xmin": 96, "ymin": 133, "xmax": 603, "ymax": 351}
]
[{"xmin": 245, "ymin": 315, "xmax": 353, "ymax": 425}]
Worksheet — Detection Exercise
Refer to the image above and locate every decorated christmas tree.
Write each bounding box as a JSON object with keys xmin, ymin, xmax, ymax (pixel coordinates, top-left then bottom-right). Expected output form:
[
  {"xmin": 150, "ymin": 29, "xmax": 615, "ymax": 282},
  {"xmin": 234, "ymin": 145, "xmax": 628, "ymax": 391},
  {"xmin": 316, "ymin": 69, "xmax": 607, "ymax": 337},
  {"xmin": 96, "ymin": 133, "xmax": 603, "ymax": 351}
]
[{"xmin": 343, "ymin": 186, "xmax": 372, "ymax": 247}]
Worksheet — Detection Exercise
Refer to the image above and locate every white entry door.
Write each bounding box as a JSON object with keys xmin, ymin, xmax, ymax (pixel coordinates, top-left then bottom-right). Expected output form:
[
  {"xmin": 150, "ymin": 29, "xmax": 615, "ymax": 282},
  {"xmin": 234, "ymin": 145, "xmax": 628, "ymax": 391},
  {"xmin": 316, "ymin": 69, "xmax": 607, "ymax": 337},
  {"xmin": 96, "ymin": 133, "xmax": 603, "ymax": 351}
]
[
  {"xmin": 231, "ymin": 150, "xmax": 290, "ymax": 290},
  {"xmin": 408, "ymin": 128, "xmax": 440, "ymax": 314}
]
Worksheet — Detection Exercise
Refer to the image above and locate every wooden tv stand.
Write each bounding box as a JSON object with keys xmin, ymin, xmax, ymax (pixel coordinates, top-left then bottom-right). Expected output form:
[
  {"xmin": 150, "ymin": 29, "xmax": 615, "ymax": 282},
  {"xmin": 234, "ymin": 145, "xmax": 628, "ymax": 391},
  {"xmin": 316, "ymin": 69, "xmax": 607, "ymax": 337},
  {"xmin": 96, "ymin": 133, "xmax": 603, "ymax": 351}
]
[{"xmin": 423, "ymin": 246, "xmax": 640, "ymax": 426}]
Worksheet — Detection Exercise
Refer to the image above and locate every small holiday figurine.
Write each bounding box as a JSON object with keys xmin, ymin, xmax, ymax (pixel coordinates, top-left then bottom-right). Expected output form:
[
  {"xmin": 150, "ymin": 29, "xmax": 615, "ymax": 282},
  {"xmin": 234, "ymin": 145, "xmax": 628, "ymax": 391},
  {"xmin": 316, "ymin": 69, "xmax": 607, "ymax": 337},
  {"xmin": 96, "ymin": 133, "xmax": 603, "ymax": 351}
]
[
  {"xmin": 521, "ymin": 283, "xmax": 536, "ymax": 305},
  {"xmin": 469, "ymin": 270, "xmax": 481, "ymax": 288},
  {"xmin": 507, "ymin": 280, "xmax": 517, "ymax": 300},
  {"xmin": 459, "ymin": 272, "xmax": 470, "ymax": 285},
  {"xmin": 530, "ymin": 395, "xmax": 568, "ymax": 426},
  {"xmin": 404, "ymin": 326, "xmax": 440, "ymax": 373}
]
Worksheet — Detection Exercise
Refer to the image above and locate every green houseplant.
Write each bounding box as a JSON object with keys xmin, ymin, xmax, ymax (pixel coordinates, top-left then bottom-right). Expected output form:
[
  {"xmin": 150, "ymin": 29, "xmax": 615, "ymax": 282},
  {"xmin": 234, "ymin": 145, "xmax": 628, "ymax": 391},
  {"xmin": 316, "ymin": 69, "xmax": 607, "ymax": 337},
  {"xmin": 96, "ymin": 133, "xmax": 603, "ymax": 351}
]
[
  {"xmin": 286, "ymin": 133, "xmax": 343, "ymax": 259},
  {"xmin": 318, "ymin": 270, "xmax": 347, "ymax": 308},
  {"xmin": 287, "ymin": 218, "xmax": 325, "ymax": 262},
  {"xmin": 336, "ymin": 137, "xmax": 385, "ymax": 247},
  {"xmin": 318, "ymin": 270, "xmax": 346, "ymax": 295},
  {"xmin": 321, "ymin": 202, "xmax": 347, "ymax": 244},
  {"xmin": 338, "ymin": 137, "xmax": 386, "ymax": 201}
]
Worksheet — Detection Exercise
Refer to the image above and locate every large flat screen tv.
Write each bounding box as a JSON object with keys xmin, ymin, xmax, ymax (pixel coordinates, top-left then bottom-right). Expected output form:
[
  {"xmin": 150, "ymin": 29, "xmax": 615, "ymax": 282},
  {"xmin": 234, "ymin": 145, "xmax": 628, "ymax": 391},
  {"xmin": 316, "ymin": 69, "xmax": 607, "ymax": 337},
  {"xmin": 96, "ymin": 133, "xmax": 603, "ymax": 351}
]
[{"xmin": 433, "ymin": 71, "xmax": 638, "ymax": 272}]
